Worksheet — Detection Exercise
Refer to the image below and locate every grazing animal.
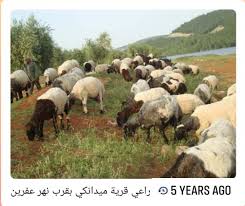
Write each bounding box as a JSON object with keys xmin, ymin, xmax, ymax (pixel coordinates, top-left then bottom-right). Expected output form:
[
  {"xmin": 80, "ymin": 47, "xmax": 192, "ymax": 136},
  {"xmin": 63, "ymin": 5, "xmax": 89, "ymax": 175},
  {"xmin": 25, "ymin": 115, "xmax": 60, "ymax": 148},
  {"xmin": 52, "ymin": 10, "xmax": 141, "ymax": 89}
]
[
  {"xmin": 26, "ymin": 88, "xmax": 70, "ymax": 141},
  {"xmin": 174, "ymin": 94, "xmax": 236, "ymax": 141},
  {"xmin": 194, "ymin": 83, "xmax": 212, "ymax": 104},
  {"xmin": 132, "ymin": 55, "xmax": 144, "ymax": 68},
  {"xmin": 69, "ymin": 67, "xmax": 85, "ymax": 78},
  {"xmin": 173, "ymin": 62, "xmax": 191, "ymax": 74},
  {"xmin": 95, "ymin": 64, "xmax": 113, "ymax": 73},
  {"xmin": 58, "ymin": 59, "xmax": 80, "ymax": 75},
  {"xmin": 116, "ymin": 87, "xmax": 170, "ymax": 127},
  {"xmin": 227, "ymin": 83, "xmax": 236, "ymax": 96},
  {"xmin": 130, "ymin": 79, "xmax": 150, "ymax": 95},
  {"xmin": 111, "ymin": 59, "xmax": 121, "ymax": 73},
  {"xmin": 69, "ymin": 77, "xmax": 105, "ymax": 114},
  {"xmin": 44, "ymin": 68, "xmax": 58, "ymax": 86},
  {"xmin": 188, "ymin": 65, "xmax": 200, "ymax": 75},
  {"xmin": 52, "ymin": 73, "xmax": 82, "ymax": 94},
  {"xmin": 120, "ymin": 62, "xmax": 133, "ymax": 82},
  {"xmin": 123, "ymin": 95, "xmax": 181, "ymax": 143},
  {"xmin": 135, "ymin": 65, "xmax": 148, "ymax": 81},
  {"xmin": 202, "ymin": 75, "xmax": 219, "ymax": 91},
  {"xmin": 162, "ymin": 119, "xmax": 236, "ymax": 178},
  {"xmin": 83, "ymin": 60, "xmax": 96, "ymax": 73},
  {"xmin": 11, "ymin": 70, "xmax": 31, "ymax": 103}
]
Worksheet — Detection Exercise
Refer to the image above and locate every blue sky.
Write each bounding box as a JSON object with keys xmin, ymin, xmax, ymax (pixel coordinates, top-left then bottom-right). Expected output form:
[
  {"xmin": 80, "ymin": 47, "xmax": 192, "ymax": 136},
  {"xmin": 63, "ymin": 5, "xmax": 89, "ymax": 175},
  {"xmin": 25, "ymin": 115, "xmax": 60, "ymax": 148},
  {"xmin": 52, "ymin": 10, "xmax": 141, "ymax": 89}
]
[{"xmin": 12, "ymin": 10, "xmax": 212, "ymax": 50}]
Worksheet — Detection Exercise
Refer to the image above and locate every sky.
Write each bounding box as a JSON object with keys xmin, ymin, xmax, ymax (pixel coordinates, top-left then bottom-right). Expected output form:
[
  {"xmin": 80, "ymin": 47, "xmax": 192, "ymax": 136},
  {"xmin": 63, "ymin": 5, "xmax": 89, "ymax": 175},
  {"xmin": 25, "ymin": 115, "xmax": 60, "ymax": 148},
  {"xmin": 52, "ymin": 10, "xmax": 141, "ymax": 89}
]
[{"xmin": 12, "ymin": 10, "xmax": 212, "ymax": 50}]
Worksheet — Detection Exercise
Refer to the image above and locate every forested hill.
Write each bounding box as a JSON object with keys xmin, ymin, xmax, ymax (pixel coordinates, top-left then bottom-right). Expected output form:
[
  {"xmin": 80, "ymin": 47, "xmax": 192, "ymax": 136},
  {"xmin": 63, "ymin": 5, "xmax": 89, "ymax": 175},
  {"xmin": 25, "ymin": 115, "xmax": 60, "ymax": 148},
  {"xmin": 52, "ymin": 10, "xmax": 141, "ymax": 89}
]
[
  {"xmin": 123, "ymin": 10, "xmax": 236, "ymax": 56},
  {"xmin": 173, "ymin": 10, "xmax": 235, "ymax": 34}
]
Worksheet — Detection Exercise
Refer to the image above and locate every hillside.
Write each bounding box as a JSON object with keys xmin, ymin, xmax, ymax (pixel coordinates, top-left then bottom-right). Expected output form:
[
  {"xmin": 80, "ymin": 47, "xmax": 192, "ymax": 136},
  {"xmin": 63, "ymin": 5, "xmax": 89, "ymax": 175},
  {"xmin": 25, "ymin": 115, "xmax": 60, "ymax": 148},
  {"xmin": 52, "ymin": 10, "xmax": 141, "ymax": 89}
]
[{"xmin": 120, "ymin": 10, "xmax": 236, "ymax": 56}]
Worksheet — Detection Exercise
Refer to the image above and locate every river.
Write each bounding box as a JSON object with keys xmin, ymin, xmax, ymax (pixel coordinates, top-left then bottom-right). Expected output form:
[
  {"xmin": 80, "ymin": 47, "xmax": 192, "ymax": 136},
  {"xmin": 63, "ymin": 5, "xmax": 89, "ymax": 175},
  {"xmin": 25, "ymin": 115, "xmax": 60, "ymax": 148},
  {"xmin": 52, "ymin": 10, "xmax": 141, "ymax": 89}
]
[{"xmin": 166, "ymin": 47, "xmax": 236, "ymax": 60}]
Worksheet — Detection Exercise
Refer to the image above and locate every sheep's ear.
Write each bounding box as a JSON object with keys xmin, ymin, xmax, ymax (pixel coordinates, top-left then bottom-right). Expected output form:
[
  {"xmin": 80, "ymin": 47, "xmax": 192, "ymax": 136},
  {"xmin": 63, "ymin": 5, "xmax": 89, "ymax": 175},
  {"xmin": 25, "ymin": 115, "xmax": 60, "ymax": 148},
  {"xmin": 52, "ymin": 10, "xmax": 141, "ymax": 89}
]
[{"xmin": 134, "ymin": 100, "xmax": 144, "ymax": 110}]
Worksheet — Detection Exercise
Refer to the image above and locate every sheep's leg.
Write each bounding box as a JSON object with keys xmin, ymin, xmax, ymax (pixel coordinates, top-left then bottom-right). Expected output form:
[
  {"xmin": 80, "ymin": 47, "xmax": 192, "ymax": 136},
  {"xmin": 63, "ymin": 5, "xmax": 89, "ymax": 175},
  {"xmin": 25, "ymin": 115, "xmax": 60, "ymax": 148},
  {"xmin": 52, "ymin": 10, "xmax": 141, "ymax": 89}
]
[
  {"xmin": 38, "ymin": 120, "xmax": 44, "ymax": 141},
  {"xmin": 66, "ymin": 116, "xmax": 71, "ymax": 130},
  {"xmin": 58, "ymin": 114, "xmax": 64, "ymax": 129},
  {"xmin": 82, "ymin": 96, "xmax": 88, "ymax": 114},
  {"xmin": 99, "ymin": 92, "xmax": 104, "ymax": 114},
  {"xmin": 146, "ymin": 128, "xmax": 151, "ymax": 143},
  {"xmin": 52, "ymin": 114, "xmax": 59, "ymax": 135}
]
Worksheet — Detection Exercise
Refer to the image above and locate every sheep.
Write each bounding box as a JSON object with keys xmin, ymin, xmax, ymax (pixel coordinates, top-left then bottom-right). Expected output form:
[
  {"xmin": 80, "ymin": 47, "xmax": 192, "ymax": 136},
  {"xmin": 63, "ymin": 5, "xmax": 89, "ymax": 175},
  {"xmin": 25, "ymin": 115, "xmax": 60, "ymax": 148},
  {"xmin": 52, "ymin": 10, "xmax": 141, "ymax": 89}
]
[
  {"xmin": 123, "ymin": 95, "xmax": 181, "ymax": 143},
  {"xmin": 174, "ymin": 94, "xmax": 236, "ymax": 142},
  {"xmin": 121, "ymin": 57, "xmax": 133, "ymax": 67},
  {"xmin": 227, "ymin": 83, "xmax": 236, "ymax": 96},
  {"xmin": 172, "ymin": 68, "xmax": 184, "ymax": 75},
  {"xmin": 149, "ymin": 69, "xmax": 169, "ymax": 79},
  {"xmin": 162, "ymin": 78, "xmax": 187, "ymax": 95},
  {"xmin": 149, "ymin": 58, "xmax": 162, "ymax": 69},
  {"xmin": 132, "ymin": 55, "xmax": 144, "ymax": 68},
  {"xmin": 95, "ymin": 64, "xmax": 113, "ymax": 73},
  {"xmin": 175, "ymin": 94, "xmax": 204, "ymax": 116},
  {"xmin": 144, "ymin": 65, "xmax": 155, "ymax": 75},
  {"xmin": 202, "ymin": 75, "xmax": 219, "ymax": 91},
  {"xmin": 116, "ymin": 87, "xmax": 170, "ymax": 127},
  {"xmin": 135, "ymin": 65, "xmax": 148, "ymax": 81},
  {"xmin": 58, "ymin": 59, "xmax": 80, "ymax": 75},
  {"xmin": 26, "ymin": 87, "xmax": 70, "ymax": 141},
  {"xmin": 69, "ymin": 76, "xmax": 105, "ymax": 114},
  {"xmin": 52, "ymin": 72, "xmax": 82, "ymax": 94},
  {"xmin": 161, "ymin": 133, "xmax": 236, "ymax": 178},
  {"xmin": 173, "ymin": 62, "xmax": 191, "ymax": 74},
  {"xmin": 165, "ymin": 72, "xmax": 186, "ymax": 83},
  {"xmin": 194, "ymin": 83, "xmax": 212, "ymax": 104},
  {"xmin": 198, "ymin": 119, "xmax": 236, "ymax": 145},
  {"xmin": 83, "ymin": 60, "xmax": 96, "ymax": 73},
  {"xmin": 120, "ymin": 62, "xmax": 133, "ymax": 82},
  {"xmin": 69, "ymin": 67, "xmax": 85, "ymax": 78},
  {"xmin": 11, "ymin": 70, "xmax": 31, "ymax": 103},
  {"xmin": 188, "ymin": 64, "xmax": 200, "ymax": 75},
  {"xmin": 130, "ymin": 79, "xmax": 150, "ymax": 95},
  {"xmin": 44, "ymin": 68, "xmax": 58, "ymax": 86},
  {"xmin": 111, "ymin": 59, "xmax": 121, "ymax": 73},
  {"xmin": 148, "ymin": 53, "xmax": 154, "ymax": 59},
  {"xmin": 163, "ymin": 65, "xmax": 173, "ymax": 72}
]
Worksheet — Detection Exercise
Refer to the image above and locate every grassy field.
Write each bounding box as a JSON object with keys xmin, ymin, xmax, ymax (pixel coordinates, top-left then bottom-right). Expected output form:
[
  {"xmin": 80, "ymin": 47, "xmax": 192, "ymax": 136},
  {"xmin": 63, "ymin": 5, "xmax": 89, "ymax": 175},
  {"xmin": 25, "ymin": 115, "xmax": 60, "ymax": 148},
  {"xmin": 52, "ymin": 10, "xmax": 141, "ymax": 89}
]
[{"xmin": 11, "ymin": 54, "xmax": 236, "ymax": 178}]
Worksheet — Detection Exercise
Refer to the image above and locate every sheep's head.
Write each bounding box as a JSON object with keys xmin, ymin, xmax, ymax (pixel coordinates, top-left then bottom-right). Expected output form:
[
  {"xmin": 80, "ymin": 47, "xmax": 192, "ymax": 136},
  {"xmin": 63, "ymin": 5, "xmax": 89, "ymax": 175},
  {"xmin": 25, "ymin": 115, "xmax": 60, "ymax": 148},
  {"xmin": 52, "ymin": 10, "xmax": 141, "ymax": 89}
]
[
  {"xmin": 116, "ymin": 99, "xmax": 143, "ymax": 127},
  {"xmin": 122, "ymin": 69, "xmax": 132, "ymax": 82},
  {"xmin": 107, "ymin": 65, "xmax": 115, "ymax": 73},
  {"xmin": 132, "ymin": 61, "xmax": 139, "ymax": 69},
  {"xmin": 176, "ymin": 82, "xmax": 187, "ymax": 94},
  {"xmin": 25, "ymin": 122, "xmax": 37, "ymax": 141},
  {"xmin": 174, "ymin": 124, "xmax": 187, "ymax": 141}
]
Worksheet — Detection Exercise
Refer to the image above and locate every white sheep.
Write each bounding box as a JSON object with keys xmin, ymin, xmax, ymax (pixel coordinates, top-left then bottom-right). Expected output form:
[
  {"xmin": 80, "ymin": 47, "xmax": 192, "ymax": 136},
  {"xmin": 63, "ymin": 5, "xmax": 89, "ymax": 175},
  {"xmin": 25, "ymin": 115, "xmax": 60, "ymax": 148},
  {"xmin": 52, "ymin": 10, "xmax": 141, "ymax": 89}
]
[
  {"xmin": 173, "ymin": 62, "xmax": 191, "ymax": 74},
  {"xmin": 69, "ymin": 76, "xmax": 105, "ymax": 114},
  {"xmin": 58, "ymin": 59, "xmax": 80, "ymax": 75},
  {"xmin": 95, "ymin": 64, "xmax": 111, "ymax": 73},
  {"xmin": 11, "ymin": 70, "xmax": 31, "ymax": 102},
  {"xmin": 135, "ymin": 65, "xmax": 148, "ymax": 80},
  {"xmin": 130, "ymin": 79, "xmax": 150, "ymax": 95},
  {"xmin": 175, "ymin": 94, "xmax": 236, "ymax": 140},
  {"xmin": 194, "ymin": 83, "xmax": 212, "ymax": 104},
  {"xmin": 69, "ymin": 67, "xmax": 85, "ymax": 78},
  {"xmin": 149, "ymin": 69, "xmax": 169, "ymax": 79},
  {"xmin": 163, "ymin": 65, "xmax": 173, "ymax": 72},
  {"xmin": 44, "ymin": 68, "xmax": 58, "ymax": 86},
  {"xmin": 148, "ymin": 53, "xmax": 154, "ymax": 59},
  {"xmin": 188, "ymin": 64, "xmax": 200, "ymax": 75},
  {"xmin": 112, "ymin": 59, "xmax": 121, "ymax": 73},
  {"xmin": 133, "ymin": 55, "xmax": 144, "ymax": 67},
  {"xmin": 227, "ymin": 83, "xmax": 236, "ymax": 96},
  {"xmin": 145, "ymin": 65, "xmax": 155, "ymax": 74},
  {"xmin": 26, "ymin": 87, "xmax": 70, "ymax": 141},
  {"xmin": 121, "ymin": 57, "xmax": 133, "ymax": 67},
  {"xmin": 165, "ymin": 72, "xmax": 186, "ymax": 83},
  {"xmin": 175, "ymin": 94, "xmax": 204, "ymax": 115},
  {"xmin": 119, "ymin": 62, "xmax": 133, "ymax": 81},
  {"xmin": 202, "ymin": 75, "xmax": 219, "ymax": 91},
  {"xmin": 172, "ymin": 68, "xmax": 184, "ymax": 75},
  {"xmin": 199, "ymin": 119, "xmax": 236, "ymax": 145}
]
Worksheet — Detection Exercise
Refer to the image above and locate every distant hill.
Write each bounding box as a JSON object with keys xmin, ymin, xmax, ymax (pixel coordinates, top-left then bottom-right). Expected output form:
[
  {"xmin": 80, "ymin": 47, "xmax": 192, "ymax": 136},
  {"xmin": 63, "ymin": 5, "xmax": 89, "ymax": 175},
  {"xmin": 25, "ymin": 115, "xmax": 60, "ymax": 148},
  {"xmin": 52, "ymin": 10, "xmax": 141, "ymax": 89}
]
[{"xmin": 118, "ymin": 10, "xmax": 236, "ymax": 55}]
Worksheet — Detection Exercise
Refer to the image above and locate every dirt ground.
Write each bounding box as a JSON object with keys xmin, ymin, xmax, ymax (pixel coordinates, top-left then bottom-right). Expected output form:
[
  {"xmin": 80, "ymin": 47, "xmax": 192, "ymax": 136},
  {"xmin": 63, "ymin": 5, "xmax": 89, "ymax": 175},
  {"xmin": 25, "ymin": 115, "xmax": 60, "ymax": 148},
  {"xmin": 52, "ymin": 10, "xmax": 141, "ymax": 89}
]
[{"xmin": 11, "ymin": 55, "xmax": 236, "ymax": 178}]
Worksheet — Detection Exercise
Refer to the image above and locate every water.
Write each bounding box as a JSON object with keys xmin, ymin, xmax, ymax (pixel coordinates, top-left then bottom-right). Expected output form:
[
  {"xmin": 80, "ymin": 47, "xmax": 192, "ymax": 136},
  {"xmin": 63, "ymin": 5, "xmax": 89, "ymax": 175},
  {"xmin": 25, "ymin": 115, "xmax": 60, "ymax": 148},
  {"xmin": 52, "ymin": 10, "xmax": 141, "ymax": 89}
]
[{"xmin": 165, "ymin": 47, "xmax": 236, "ymax": 60}]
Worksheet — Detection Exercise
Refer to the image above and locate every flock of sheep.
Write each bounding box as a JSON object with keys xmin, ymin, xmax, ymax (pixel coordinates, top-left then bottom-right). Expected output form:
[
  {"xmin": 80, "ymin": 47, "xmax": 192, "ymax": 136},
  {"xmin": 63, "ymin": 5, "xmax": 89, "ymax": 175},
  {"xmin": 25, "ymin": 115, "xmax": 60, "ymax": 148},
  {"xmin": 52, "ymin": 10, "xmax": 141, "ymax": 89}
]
[{"xmin": 11, "ymin": 53, "xmax": 236, "ymax": 178}]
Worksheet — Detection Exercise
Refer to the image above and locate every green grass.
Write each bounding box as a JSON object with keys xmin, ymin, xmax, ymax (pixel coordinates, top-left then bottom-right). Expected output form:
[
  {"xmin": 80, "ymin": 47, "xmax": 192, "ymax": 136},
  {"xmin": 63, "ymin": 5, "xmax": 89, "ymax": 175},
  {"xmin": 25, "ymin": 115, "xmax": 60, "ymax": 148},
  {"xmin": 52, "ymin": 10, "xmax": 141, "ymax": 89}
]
[{"xmin": 11, "ymin": 54, "xmax": 234, "ymax": 178}]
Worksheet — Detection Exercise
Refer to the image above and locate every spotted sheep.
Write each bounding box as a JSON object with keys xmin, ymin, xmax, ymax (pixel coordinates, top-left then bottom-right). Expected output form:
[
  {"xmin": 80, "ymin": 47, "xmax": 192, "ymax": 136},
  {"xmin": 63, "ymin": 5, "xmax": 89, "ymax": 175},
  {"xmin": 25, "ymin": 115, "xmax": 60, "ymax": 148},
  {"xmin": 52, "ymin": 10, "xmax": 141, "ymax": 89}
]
[
  {"xmin": 162, "ymin": 119, "xmax": 236, "ymax": 178},
  {"xmin": 116, "ymin": 87, "xmax": 170, "ymax": 127},
  {"xmin": 120, "ymin": 62, "xmax": 133, "ymax": 82},
  {"xmin": 11, "ymin": 70, "xmax": 31, "ymax": 103},
  {"xmin": 202, "ymin": 75, "xmax": 219, "ymax": 92},
  {"xmin": 69, "ymin": 76, "xmax": 105, "ymax": 114},
  {"xmin": 134, "ymin": 65, "xmax": 148, "ymax": 81},
  {"xmin": 175, "ymin": 94, "xmax": 236, "ymax": 142},
  {"xmin": 26, "ymin": 87, "xmax": 70, "ymax": 141},
  {"xmin": 123, "ymin": 95, "xmax": 181, "ymax": 143}
]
